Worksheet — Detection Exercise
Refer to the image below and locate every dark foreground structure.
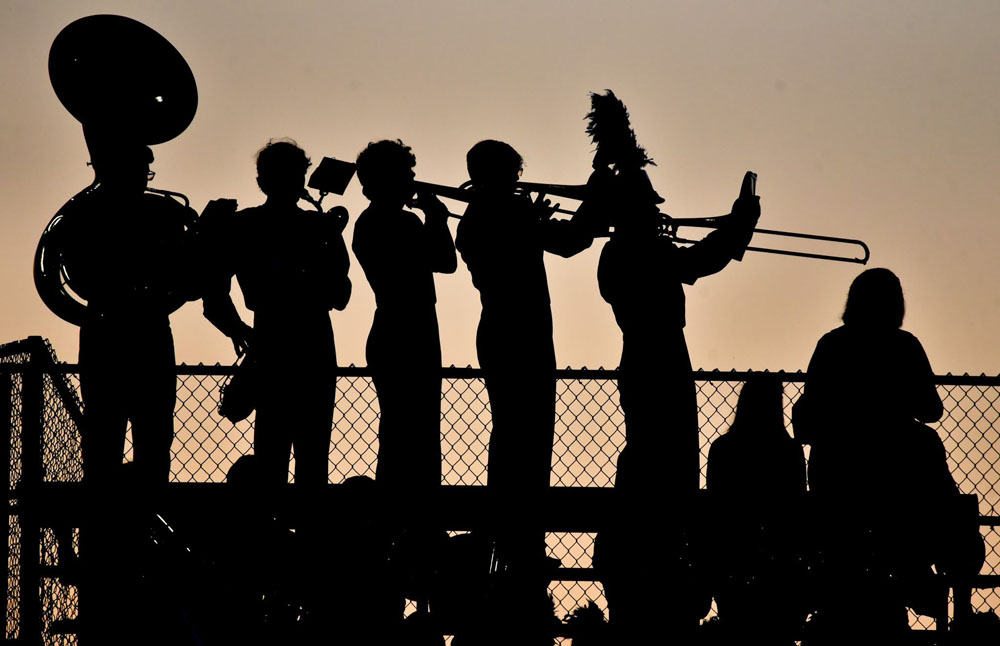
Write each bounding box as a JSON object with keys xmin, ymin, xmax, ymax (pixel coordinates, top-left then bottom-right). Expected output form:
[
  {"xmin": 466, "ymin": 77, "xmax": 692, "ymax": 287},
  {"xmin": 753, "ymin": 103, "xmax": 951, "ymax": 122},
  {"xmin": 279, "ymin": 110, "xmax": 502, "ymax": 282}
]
[{"xmin": 2, "ymin": 336, "xmax": 999, "ymax": 644}]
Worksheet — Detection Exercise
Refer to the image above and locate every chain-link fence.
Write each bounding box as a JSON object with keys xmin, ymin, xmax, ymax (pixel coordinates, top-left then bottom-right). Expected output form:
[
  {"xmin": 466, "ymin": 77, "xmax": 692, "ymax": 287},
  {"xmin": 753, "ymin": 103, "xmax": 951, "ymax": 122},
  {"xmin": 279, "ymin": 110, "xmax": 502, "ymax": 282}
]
[
  {"xmin": 2, "ymin": 338, "xmax": 84, "ymax": 646},
  {"xmin": 5, "ymin": 336, "xmax": 1000, "ymax": 643}
]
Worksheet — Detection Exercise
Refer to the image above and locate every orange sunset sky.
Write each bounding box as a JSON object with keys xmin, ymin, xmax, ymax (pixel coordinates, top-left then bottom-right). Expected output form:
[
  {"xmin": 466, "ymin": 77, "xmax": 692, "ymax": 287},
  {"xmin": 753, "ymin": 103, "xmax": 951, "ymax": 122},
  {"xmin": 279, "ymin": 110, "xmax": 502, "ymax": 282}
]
[{"xmin": 3, "ymin": 1, "xmax": 999, "ymax": 375}]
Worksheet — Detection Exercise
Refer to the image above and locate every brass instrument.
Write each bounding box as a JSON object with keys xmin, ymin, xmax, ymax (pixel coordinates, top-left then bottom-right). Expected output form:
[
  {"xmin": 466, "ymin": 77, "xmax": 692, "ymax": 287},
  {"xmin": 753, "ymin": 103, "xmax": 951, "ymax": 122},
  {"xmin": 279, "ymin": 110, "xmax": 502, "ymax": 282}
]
[
  {"xmin": 414, "ymin": 178, "xmax": 870, "ymax": 265},
  {"xmin": 664, "ymin": 216, "xmax": 870, "ymax": 265},
  {"xmin": 412, "ymin": 180, "xmax": 580, "ymax": 216},
  {"xmin": 36, "ymin": 15, "xmax": 200, "ymax": 325},
  {"xmin": 300, "ymin": 156, "xmax": 356, "ymax": 235}
]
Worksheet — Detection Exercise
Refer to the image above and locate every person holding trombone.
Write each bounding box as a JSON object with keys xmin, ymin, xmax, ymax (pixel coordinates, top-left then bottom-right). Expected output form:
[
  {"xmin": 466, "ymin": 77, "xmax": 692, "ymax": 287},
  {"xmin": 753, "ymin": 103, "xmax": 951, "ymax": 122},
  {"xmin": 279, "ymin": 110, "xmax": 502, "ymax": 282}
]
[
  {"xmin": 455, "ymin": 139, "xmax": 594, "ymax": 644},
  {"xmin": 584, "ymin": 90, "xmax": 759, "ymax": 643},
  {"xmin": 352, "ymin": 139, "xmax": 456, "ymax": 496}
]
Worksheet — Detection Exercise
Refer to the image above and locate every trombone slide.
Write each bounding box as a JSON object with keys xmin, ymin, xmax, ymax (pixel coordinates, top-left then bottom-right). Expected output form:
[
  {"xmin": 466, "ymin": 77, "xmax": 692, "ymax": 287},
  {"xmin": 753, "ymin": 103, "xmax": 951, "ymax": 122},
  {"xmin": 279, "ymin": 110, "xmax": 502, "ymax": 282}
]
[{"xmin": 666, "ymin": 216, "xmax": 870, "ymax": 265}]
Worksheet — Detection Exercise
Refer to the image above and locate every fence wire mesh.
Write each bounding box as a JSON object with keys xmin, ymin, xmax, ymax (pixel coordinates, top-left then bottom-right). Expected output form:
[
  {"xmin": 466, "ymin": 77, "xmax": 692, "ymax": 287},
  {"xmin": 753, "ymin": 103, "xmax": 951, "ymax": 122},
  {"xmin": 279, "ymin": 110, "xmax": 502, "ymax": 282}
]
[{"xmin": 4, "ymin": 337, "xmax": 1000, "ymax": 641}]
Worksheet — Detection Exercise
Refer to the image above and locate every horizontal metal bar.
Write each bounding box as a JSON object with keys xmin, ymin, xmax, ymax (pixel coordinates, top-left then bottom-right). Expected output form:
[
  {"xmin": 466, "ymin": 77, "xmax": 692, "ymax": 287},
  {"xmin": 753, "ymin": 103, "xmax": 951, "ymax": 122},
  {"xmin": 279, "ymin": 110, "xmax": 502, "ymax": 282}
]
[{"xmin": 8, "ymin": 363, "xmax": 999, "ymax": 385}]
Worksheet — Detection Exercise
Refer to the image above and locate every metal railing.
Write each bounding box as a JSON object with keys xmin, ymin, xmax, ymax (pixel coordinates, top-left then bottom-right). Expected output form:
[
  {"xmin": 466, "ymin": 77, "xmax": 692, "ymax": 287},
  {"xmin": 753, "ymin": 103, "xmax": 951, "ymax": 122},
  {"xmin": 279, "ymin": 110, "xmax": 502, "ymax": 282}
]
[{"xmin": 3, "ymin": 336, "xmax": 1000, "ymax": 644}]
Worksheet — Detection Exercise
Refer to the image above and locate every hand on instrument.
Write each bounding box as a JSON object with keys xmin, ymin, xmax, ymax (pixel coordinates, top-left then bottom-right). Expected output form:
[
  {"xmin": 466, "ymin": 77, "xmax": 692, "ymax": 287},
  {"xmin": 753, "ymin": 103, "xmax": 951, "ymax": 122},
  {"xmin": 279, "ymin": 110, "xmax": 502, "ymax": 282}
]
[
  {"xmin": 728, "ymin": 194, "xmax": 760, "ymax": 261},
  {"xmin": 413, "ymin": 191, "xmax": 450, "ymax": 223},
  {"xmin": 732, "ymin": 170, "xmax": 760, "ymax": 227},
  {"xmin": 531, "ymin": 192, "xmax": 559, "ymax": 222},
  {"xmin": 229, "ymin": 321, "xmax": 254, "ymax": 357},
  {"xmin": 731, "ymin": 194, "xmax": 761, "ymax": 227}
]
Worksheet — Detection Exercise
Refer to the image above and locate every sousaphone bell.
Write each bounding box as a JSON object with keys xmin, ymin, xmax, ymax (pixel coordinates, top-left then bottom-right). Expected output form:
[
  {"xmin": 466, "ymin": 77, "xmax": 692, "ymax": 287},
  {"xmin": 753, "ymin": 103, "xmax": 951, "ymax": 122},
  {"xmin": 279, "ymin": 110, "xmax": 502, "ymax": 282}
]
[{"xmin": 36, "ymin": 14, "xmax": 200, "ymax": 325}]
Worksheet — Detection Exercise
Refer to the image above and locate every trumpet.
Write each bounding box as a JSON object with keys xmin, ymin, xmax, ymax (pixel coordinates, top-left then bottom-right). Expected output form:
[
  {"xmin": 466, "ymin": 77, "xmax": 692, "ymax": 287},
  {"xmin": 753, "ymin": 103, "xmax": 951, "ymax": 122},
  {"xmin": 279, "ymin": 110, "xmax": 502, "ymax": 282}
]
[{"xmin": 413, "ymin": 179, "xmax": 870, "ymax": 265}]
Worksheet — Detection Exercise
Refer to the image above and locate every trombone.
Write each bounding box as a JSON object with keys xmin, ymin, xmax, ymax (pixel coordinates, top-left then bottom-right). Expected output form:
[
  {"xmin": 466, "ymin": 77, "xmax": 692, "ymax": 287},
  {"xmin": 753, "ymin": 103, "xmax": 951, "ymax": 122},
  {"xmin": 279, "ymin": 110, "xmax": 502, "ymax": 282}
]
[
  {"xmin": 413, "ymin": 180, "xmax": 870, "ymax": 265},
  {"xmin": 664, "ymin": 215, "xmax": 870, "ymax": 265}
]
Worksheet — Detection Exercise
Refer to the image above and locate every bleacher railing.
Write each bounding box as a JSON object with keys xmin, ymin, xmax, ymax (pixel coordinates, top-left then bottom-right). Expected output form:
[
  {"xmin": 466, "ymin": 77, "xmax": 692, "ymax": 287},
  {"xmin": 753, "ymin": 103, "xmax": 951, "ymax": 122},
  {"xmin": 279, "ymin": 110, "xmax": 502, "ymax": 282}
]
[{"xmin": 3, "ymin": 336, "xmax": 999, "ymax": 644}]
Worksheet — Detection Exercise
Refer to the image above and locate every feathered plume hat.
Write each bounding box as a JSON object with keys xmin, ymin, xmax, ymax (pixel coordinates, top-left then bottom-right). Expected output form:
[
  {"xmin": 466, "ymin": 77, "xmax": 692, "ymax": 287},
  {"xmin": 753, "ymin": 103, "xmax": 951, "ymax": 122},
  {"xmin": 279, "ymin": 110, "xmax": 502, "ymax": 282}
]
[
  {"xmin": 586, "ymin": 90, "xmax": 664, "ymax": 206},
  {"xmin": 585, "ymin": 90, "xmax": 655, "ymax": 170}
]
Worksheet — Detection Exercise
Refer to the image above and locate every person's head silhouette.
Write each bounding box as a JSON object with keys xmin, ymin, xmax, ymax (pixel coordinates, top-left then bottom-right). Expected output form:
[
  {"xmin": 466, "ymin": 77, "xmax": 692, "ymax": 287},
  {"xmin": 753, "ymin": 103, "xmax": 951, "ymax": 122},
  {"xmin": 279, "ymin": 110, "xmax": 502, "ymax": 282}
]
[
  {"xmin": 256, "ymin": 139, "xmax": 311, "ymax": 203},
  {"xmin": 355, "ymin": 139, "xmax": 417, "ymax": 207},
  {"xmin": 842, "ymin": 267, "xmax": 905, "ymax": 331},
  {"xmin": 466, "ymin": 140, "xmax": 522, "ymax": 194},
  {"xmin": 87, "ymin": 135, "xmax": 153, "ymax": 194}
]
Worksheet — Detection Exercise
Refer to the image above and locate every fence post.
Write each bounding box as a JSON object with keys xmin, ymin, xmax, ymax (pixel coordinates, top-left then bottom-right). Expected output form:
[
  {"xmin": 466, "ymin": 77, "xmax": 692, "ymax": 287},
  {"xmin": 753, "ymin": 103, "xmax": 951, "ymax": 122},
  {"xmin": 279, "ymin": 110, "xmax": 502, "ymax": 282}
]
[
  {"xmin": 1, "ymin": 371, "xmax": 10, "ymax": 643},
  {"xmin": 20, "ymin": 360, "xmax": 43, "ymax": 646}
]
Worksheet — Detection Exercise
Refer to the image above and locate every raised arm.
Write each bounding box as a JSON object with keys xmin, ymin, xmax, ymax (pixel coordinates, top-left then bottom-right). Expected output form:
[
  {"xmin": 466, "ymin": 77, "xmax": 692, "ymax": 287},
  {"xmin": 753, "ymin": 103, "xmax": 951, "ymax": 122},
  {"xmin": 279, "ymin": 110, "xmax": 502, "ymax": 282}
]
[{"xmin": 673, "ymin": 193, "xmax": 760, "ymax": 285}]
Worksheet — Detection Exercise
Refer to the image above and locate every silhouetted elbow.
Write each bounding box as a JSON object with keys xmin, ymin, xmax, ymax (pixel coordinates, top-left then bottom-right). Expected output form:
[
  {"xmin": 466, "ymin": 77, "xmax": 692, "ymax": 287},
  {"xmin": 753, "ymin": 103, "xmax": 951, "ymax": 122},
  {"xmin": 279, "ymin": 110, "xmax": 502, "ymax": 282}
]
[
  {"xmin": 434, "ymin": 254, "xmax": 458, "ymax": 274},
  {"xmin": 330, "ymin": 278, "xmax": 351, "ymax": 311},
  {"xmin": 916, "ymin": 398, "xmax": 944, "ymax": 424}
]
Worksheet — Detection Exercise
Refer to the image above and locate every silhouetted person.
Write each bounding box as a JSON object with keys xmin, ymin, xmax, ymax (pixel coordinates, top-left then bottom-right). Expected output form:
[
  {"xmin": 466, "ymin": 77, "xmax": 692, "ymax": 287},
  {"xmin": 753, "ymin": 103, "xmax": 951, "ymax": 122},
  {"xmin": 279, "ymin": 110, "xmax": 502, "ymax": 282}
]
[
  {"xmin": 101, "ymin": 463, "xmax": 206, "ymax": 645},
  {"xmin": 318, "ymin": 475, "xmax": 402, "ymax": 645},
  {"xmin": 584, "ymin": 90, "xmax": 758, "ymax": 642},
  {"xmin": 793, "ymin": 268, "xmax": 945, "ymax": 642},
  {"xmin": 794, "ymin": 268, "xmax": 943, "ymax": 495},
  {"xmin": 58, "ymin": 135, "xmax": 199, "ymax": 644},
  {"xmin": 706, "ymin": 374, "xmax": 808, "ymax": 644},
  {"xmin": 352, "ymin": 139, "xmax": 455, "ymax": 628},
  {"xmin": 952, "ymin": 610, "xmax": 1000, "ymax": 646},
  {"xmin": 203, "ymin": 140, "xmax": 351, "ymax": 487},
  {"xmin": 593, "ymin": 444, "xmax": 711, "ymax": 645},
  {"xmin": 431, "ymin": 532, "xmax": 494, "ymax": 644},
  {"xmin": 62, "ymin": 140, "xmax": 196, "ymax": 487},
  {"xmin": 210, "ymin": 455, "xmax": 302, "ymax": 644},
  {"xmin": 562, "ymin": 600, "xmax": 611, "ymax": 646},
  {"xmin": 455, "ymin": 139, "xmax": 592, "ymax": 644},
  {"xmin": 589, "ymin": 92, "xmax": 759, "ymax": 498},
  {"xmin": 353, "ymin": 139, "xmax": 456, "ymax": 493}
]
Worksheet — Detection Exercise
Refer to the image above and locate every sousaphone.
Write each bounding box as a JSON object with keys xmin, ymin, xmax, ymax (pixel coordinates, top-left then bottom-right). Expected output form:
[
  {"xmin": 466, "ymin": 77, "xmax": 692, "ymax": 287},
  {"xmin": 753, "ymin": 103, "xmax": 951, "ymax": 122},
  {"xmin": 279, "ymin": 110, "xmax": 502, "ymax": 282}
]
[{"xmin": 35, "ymin": 14, "xmax": 199, "ymax": 325}]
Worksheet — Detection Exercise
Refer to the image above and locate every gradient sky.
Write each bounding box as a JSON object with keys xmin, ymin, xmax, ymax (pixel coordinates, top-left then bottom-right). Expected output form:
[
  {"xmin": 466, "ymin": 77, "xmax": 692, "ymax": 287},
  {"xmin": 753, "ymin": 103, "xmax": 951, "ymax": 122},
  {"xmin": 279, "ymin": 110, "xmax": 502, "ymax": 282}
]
[{"xmin": 3, "ymin": 0, "xmax": 1000, "ymax": 375}]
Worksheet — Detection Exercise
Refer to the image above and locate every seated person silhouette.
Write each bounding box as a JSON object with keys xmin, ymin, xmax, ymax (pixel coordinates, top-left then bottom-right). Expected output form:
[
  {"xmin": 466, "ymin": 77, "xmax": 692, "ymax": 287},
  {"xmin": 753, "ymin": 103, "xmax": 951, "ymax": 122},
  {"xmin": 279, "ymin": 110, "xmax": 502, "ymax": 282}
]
[
  {"xmin": 455, "ymin": 139, "xmax": 593, "ymax": 644},
  {"xmin": 706, "ymin": 373, "xmax": 807, "ymax": 644},
  {"xmin": 202, "ymin": 139, "xmax": 351, "ymax": 487},
  {"xmin": 352, "ymin": 139, "xmax": 456, "ymax": 495},
  {"xmin": 793, "ymin": 268, "xmax": 945, "ymax": 640}
]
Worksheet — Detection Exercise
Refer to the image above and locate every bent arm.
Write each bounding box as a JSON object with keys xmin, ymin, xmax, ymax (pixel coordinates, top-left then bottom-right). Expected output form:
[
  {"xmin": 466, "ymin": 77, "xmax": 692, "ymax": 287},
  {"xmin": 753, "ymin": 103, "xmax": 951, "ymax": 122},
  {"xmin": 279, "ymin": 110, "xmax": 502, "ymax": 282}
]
[
  {"xmin": 202, "ymin": 278, "xmax": 252, "ymax": 355},
  {"xmin": 324, "ymin": 232, "xmax": 352, "ymax": 311},
  {"xmin": 542, "ymin": 217, "xmax": 594, "ymax": 258},
  {"xmin": 910, "ymin": 337, "xmax": 944, "ymax": 423},
  {"xmin": 673, "ymin": 196, "xmax": 759, "ymax": 284}
]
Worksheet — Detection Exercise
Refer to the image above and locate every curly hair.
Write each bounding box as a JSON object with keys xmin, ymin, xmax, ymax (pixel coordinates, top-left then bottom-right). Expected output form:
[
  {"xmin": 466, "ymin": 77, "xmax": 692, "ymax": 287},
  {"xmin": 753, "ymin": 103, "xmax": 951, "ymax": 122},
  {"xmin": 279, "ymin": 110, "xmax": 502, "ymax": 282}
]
[
  {"xmin": 355, "ymin": 139, "xmax": 417, "ymax": 189},
  {"xmin": 255, "ymin": 139, "xmax": 311, "ymax": 196}
]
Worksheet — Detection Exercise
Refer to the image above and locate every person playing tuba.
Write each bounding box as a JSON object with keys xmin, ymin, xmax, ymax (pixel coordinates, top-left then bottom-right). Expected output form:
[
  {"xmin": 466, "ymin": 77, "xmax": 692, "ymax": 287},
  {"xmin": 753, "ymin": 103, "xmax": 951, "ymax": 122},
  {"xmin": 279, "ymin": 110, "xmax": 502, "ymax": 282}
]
[
  {"xmin": 38, "ymin": 15, "xmax": 210, "ymax": 643},
  {"xmin": 41, "ymin": 14, "xmax": 204, "ymax": 489}
]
